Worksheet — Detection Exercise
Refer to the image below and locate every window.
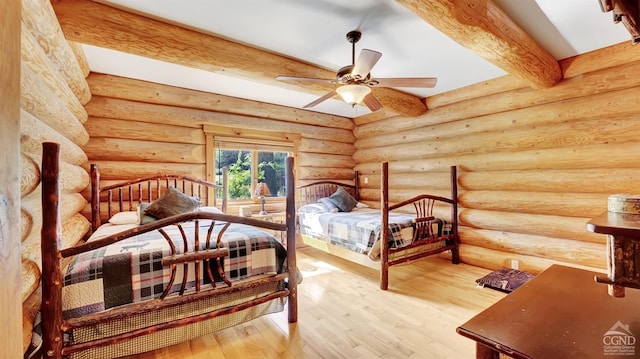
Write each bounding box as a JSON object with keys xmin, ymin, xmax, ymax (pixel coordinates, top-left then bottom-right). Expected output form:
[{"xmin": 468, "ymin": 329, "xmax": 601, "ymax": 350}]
[
  {"xmin": 203, "ymin": 125, "xmax": 299, "ymax": 203},
  {"xmin": 215, "ymin": 149, "xmax": 289, "ymax": 199}
]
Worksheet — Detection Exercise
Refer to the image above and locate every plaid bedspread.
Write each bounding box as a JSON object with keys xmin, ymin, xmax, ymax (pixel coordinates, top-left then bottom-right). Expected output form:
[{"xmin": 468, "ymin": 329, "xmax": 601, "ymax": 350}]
[
  {"xmin": 297, "ymin": 205, "xmax": 415, "ymax": 256},
  {"xmin": 62, "ymin": 220, "xmax": 286, "ymax": 319}
]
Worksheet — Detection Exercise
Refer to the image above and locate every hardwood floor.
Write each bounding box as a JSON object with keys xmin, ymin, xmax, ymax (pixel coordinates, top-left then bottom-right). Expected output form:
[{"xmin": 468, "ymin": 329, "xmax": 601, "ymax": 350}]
[{"xmin": 129, "ymin": 247, "xmax": 506, "ymax": 359}]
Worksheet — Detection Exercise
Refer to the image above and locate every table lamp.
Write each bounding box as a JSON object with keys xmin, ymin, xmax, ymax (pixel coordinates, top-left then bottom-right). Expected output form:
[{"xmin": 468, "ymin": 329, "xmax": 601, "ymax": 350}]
[{"xmin": 255, "ymin": 182, "xmax": 271, "ymax": 215}]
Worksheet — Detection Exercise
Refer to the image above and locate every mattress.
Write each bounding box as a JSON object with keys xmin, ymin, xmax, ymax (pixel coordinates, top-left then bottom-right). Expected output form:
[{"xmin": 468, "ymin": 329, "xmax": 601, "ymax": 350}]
[{"xmin": 61, "ymin": 219, "xmax": 287, "ymax": 319}]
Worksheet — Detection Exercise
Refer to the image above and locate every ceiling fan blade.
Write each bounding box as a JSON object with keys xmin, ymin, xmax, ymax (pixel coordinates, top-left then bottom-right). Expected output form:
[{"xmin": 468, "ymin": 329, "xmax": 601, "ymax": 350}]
[
  {"xmin": 351, "ymin": 49, "xmax": 382, "ymax": 79},
  {"xmin": 303, "ymin": 90, "xmax": 337, "ymax": 109},
  {"xmin": 362, "ymin": 94, "xmax": 383, "ymax": 112},
  {"xmin": 277, "ymin": 75, "xmax": 335, "ymax": 83},
  {"xmin": 370, "ymin": 77, "xmax": 438, "ymax": 88}
]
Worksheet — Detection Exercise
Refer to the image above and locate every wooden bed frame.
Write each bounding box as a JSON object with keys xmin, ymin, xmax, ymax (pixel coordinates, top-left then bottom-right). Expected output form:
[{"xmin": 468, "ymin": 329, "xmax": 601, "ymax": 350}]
[
  {"xmin": 39, "ymin": 142, "xmax": 298, "ymax": 358},
  {"xmin": 296, "ymin": 162, "xmax": 459, "ymax": 290}
]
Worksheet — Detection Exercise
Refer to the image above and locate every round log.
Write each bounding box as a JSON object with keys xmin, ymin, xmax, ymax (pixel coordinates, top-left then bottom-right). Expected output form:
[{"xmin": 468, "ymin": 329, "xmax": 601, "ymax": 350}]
[
  {"xmin": 68, "ymin": 40, "xmax": 90, "ymax": 78},
  {"xmin": 21, "ymin": 191, "xmax": 88, "ymax": 247},
  {"xmin": 20, "ymin": 153, "xmax": 39, "ymax": 197},
  {"xmin": 87, "ymin": 73, "xmax": 353, "ymax": 130},
  {"xmin": 21, "ymin": 153, "xmax": 88, "ymax": 194},
  {"xmin": 21, "ymin": 65, "xmax": 89, "ymax": 146},
  {"xmin": 354, "ymin": 116, "xmax": 640, "ymax": 163},
  {"xmin": 85, "ymin": 96, "xmax": 355, "ymax": 143},
  {"xmin": 458, "ymin": 191, "xmax": 609, "ymax": 218},
  {"xmin": 21, "ymin": 0, "xmax": 91, "ymax": 103},
  {"xmin": 85, "ymin": 117, "xmax": 205, "ymax": 144},
  {"xmin": 459, "ymin": 208, "xmax": 605, "ymax": 244},
  {"xmin": 459, "ymin": 227, "xmax": 606, "ymax": 269},
  {"xmin": 296, "ymin": 152, "xmax": 355, "ymax": 169},
  {"xmin": 355, "ymin": 84, "xmax": 640, "ymax": 140},
  {"xmin": 21, "ymin": 258, "xmax": 40, "ymax": 303},
  {"xmin": 22, "ymin": 287, "xmax": 41, "ymax": 353},
  {"xmin": 296, "ymin": 166, "xmax": 356, "ymax": 181},
  {"xmin": 442, "ymin": 244, "xmax": 604, "ymax": 275},
  {"xmin": 22, "ymin": 213, "xmax": 90, "ymax": 269},
  {"xmin": 298, "ymin": 138, "xmax": 356, "ymax": 156},
  {"xmin": 21, "ymin": 22, "xmax": 87, "ymax": 123},
  {"xmin": 83, "ymin": 137, "xmax": 206, "ymax": 164},
  {"xmin": 87, "ymin": 160, "xmax": 205, "ymax": 181},
  {"xmin": 20, "ymin": 209, "xmax": 32, "ymax": 243},
  {"xmin": 356, "ymin": 142, "xmax": 640, "ymax": 174},
  {"xmin": 458, "ymin": 168, "xmax": 640, "ymax": 194},
  {"xmin": 20, "ymin": 109, "xmax": 88, "ymax": 166}
]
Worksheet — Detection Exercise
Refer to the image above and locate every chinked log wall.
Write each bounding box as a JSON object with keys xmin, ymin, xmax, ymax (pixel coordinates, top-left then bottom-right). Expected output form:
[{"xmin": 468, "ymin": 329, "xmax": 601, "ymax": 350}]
[
  {"xmin": 354, "ymin": 41, "xmax": 640, "ymax": 274},
  {"xmin": 83, "ymin": 73, "xmax": 356, "ymax": 219},
  {"xmin": 19, "ymin": 0, "xmax": 92, "ymax": 351}
]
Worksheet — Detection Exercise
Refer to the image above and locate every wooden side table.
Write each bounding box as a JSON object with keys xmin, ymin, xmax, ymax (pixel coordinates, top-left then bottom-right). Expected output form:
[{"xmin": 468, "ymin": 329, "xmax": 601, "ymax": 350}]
[
  {"xmin": 252, "ymin": 212, "xmax": 286, "ymax": 243},
  {"xmin": 587, "ymin": 211, "xmax": 640, "ymax": 297},
  {"xmin": 457, "ymin": 265, "xmax": 640, "ymax": 358}
]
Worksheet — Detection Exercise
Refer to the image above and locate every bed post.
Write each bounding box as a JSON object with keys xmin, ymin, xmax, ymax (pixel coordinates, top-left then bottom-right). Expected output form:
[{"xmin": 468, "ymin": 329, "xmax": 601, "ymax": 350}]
[
  {"xmin": 450, "ymin": 165, "xmax": 460, "ymax": 264},
  {"xmin": 90, "ymin": 164, "xmax": 100, "ymax": 232},
  {"xmin": 40, "ymin": 142, "xmax": 64, "ymax": 358},
  {"xmin": 285, "ymin": 156, "xmax": 298, "ymax": 322},
  {"xmin": 221, "ymin": 166, "xmax": 228, "ymax": 213},
  {"xmin": 354, "ymin": 170, "xmax": 360, "ymax": 201},
  {"xmin": 380, "ymin": 162, "xmax": 390, "ymax": 290}
]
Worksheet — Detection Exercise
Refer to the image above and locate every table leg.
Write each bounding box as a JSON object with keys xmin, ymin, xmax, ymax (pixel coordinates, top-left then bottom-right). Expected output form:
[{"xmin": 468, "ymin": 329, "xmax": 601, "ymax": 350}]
[{"xmin": 476, "ymin": 342, "xmax": 500, "ymax": 359}]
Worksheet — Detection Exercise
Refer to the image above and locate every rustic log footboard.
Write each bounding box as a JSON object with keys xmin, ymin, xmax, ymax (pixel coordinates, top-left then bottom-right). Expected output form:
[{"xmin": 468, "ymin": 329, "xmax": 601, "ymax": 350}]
[{"xmin": 40, "ymin": 142, "xmax": 298, "ymax": 358}]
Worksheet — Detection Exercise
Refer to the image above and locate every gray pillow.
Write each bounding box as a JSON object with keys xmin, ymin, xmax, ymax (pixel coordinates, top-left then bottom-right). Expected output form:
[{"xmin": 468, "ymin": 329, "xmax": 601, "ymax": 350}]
[
  {"xmin": 318, "ymin": 197, "xmax": 340, "ymax": 213},
  {"xmin": 144, "ymin": 186, "xmax": 200, "ymax": 219},
  {"xmin": 328, "ymin": 187, "xmax": 358, "ymax": 212},
  {"xmin": 137, "ymin": 203, "xmax": 158, "ymax": 224}
]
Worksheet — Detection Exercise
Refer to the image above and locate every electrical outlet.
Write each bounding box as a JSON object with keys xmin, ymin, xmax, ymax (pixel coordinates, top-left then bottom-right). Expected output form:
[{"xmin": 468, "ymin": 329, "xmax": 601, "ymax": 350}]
[
  {"xmin": 364, "ymin": 177, "xmax": 368, "ymax": 184},
  {"xmin": 511, "ymin": 259, "xmax": 519, "ymax": 270}
]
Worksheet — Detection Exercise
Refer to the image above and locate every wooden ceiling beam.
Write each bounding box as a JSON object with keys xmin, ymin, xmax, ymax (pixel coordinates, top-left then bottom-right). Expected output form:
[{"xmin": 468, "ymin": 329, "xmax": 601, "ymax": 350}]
[
  {"xmin": 397, "ymin": 0, "xmax": 562, "ymax": 89},
  {"xmin": 51, "ymin": 0, "xmax": 426, "ymax": 118}
]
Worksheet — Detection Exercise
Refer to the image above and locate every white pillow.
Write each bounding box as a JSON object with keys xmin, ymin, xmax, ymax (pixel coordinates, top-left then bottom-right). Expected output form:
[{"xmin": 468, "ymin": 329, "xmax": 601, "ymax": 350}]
[
  {"xmin": 356, "ymin": 202, "xmax": 370, "ymax": 209},
  {"xmin": 108, "ymin": 211, "xmax": 139, "ymax": 225},
  {"xmin": 199, "ymin": 206, "xmax": 223, "ymax": 214}
]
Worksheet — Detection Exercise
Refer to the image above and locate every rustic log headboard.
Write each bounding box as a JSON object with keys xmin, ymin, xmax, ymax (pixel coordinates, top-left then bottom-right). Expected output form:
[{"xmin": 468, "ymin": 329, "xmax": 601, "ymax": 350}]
[
  {"xmin": 89, "ymin": 165, "xmax": 228, "ymax": 231},
  {"xmin": 295, "ymin": 171, "xmax": 359, "ymax": 208}
]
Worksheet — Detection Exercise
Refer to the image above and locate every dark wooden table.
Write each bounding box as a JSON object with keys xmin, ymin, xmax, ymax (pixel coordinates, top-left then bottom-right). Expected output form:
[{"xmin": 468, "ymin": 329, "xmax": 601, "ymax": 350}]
[{"xmin": 457, "ymin": 265, "xmax": 640, "ymax": 358}]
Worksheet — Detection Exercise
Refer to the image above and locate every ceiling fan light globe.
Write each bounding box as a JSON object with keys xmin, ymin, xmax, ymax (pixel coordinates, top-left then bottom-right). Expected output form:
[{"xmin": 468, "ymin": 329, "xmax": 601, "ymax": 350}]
[{"xmin": 336, "ymin": 84, "xmax": 371, "ymax": 106}]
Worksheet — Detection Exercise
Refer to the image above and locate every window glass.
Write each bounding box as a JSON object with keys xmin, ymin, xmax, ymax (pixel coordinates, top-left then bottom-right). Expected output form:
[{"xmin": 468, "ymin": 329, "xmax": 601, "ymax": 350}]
[{"xmin": 215, "ymin": 149, "xmax": 288, "ymax": 200}]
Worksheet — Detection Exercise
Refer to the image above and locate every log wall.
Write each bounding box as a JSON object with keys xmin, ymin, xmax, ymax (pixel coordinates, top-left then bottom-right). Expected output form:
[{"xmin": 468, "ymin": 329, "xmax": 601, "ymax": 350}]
[
  {"xmin": 353, "ymin": 41, "xmax": 640, "ymax": 274},
  {"xmin": 19, "ymin": 0, "xmax": 92, "ymax": 352},
  {"xmin": 83, "ymin": 73, "xmax": 356, "ymax": 217}
]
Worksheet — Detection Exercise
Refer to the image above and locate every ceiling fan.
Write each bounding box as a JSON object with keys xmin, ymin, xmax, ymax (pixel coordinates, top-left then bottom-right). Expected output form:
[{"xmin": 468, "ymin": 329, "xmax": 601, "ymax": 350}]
[{"xmin": 276, "ymin": 30, "xmax": 437, "ymax": 112}]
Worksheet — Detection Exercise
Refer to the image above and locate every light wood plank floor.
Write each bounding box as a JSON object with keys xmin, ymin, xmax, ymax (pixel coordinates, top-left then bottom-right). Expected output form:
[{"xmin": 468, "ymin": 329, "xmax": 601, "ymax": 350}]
[{"xmin": 129, "ymin": 247, "xmax": 506, "ymax": 359}]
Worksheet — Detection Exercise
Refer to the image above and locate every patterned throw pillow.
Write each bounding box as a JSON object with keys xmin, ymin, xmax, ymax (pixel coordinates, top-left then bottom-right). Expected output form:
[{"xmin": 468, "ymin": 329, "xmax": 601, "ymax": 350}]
[
  {"xmin": 144, "ymin": 186, "xmax": 200, "ymax": 219},
  {"xmin": 476, "ymin": 268, "xmax": 535, "ymax": 293},
  {"xmin": 328, "ymin": 186, "xmax": 358, "ymax": 212}
]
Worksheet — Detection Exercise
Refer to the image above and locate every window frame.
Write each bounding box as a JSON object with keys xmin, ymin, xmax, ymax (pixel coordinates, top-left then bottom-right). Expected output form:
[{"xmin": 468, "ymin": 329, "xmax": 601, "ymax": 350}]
[{"xmin": 203, "ymin": 125, "xmax": 299, "ymax": 204}]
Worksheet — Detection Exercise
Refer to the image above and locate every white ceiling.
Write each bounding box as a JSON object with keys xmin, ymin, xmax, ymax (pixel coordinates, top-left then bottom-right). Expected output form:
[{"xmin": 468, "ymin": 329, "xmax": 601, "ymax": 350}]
[{"xmin": 85, "ymin": 0, "xmax": 632, "ymax": 118}]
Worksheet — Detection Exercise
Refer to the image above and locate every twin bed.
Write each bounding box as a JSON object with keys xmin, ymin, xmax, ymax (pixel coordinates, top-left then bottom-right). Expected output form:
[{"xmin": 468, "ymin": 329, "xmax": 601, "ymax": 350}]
[
  {"xmin": 296, "ymin": 162, "xmax": 459, "ymax": 290},
  {"xmin": 39, "ymin": 142, "xmax": 297, "ymax": 359},
  {"xmin": 38, "ymin": 141, "xmax": 458, "ymax": 358}
]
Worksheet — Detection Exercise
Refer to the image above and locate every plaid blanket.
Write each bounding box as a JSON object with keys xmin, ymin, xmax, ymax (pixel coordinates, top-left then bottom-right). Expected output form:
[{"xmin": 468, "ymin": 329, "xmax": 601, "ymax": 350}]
[
  {"xmin": 298, "ymin": 206, "xmax": 415, "ymax": 257},
  {"xmin": 62, "ymin": 220, "xmax": 286, "ymax": 319}
]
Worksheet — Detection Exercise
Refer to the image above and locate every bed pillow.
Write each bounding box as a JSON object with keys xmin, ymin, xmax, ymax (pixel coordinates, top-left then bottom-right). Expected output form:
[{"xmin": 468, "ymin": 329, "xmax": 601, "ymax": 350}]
[
  {"xmin": 476, "ymin": 268, "xmax": 535, "ymax": 293},
  {"xmin": 328, "ymin": 186, "xmax": 358, "ymax": 212},
  {"xmin": 108, "ymin": 211, "xmax": 139, "ymax": 225},
  {"xmin": 199, "ymin": 206, "xmax": 224, "ymax": 214},
  {"xmin": 137, "ymin": 203, "xmax": 158, "ymax": 224},
  {"xmin": 144, "ymin": 186, "xmax": 200, "ymax": 219},
  {"xmin": 356, "ymin": 201, "xmax": 370, "ymax": 209},
  {"xmin": 318, "ymin": 197, "xmax": 340, "ymax": 213}
]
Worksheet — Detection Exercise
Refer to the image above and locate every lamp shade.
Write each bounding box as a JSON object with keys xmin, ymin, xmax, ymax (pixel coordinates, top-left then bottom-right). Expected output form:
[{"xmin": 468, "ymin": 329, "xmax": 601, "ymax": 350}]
[
  {"xmin": 255, "ymin": 182, "xmax": 271, "ymax": 197},
  {"xmin": 336, "ymin": 84, "xmax": 371, "ymax": 106}
]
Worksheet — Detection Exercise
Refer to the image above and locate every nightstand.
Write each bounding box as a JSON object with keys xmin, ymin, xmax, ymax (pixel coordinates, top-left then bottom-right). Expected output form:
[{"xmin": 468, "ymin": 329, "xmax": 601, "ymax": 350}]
[{"xmin": 252, "ymin": 212, "xmax": 286, "ymax": 243}]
